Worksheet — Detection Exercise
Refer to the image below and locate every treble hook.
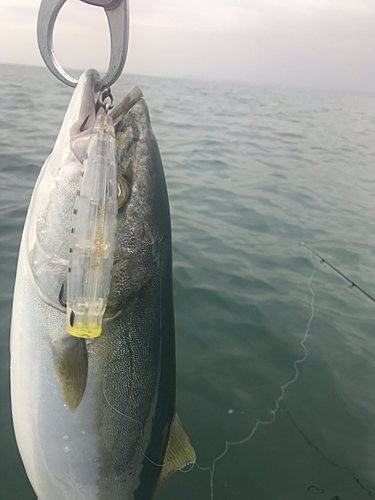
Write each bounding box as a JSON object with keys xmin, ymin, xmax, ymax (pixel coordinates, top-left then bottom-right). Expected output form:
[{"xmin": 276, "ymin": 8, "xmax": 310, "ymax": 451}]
[{"xmin": 37, "ymin": 0, "xmax": 129, "ymax": 89}]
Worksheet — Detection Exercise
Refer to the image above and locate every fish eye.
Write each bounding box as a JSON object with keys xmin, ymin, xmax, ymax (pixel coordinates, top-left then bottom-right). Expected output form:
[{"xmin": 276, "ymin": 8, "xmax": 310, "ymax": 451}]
[{"xmin": 117, "ymin": 174, "xmax": 129, "ymax": 209}]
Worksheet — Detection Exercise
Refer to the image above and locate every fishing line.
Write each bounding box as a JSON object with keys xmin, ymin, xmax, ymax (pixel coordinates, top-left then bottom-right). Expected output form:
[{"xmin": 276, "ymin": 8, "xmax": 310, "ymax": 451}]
[
  {"xmin": 178, "ymin": 460, "xmax": 197, "ymax": 473},
  {"xmin": 143, "ymin": 453, "xmax": 167, "ymax": 468},
  {"xmin": 285, "ymin": 406, "xmax": 375, "ymax": 499},
  {"xmin": 102, "ymin": 380, "xmax": 170, "ymax": 470},
  {"xmin": 188, "ymin": 253, "xmax": 318, "ymax": 500},
  {"xmin": 102, "ymin": 374, "xmax": 143, "ymax": 427},
  {"xmin": 142, "ymin": 446, "xmax": 196, "ymax": 471}
]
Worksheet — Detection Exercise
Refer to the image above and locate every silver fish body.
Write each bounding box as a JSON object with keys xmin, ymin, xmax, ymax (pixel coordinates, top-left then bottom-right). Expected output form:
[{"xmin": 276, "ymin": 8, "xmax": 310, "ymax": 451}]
[{"xmin": 10, "ymin": 70, "xmax": 194, "ymax": 500}]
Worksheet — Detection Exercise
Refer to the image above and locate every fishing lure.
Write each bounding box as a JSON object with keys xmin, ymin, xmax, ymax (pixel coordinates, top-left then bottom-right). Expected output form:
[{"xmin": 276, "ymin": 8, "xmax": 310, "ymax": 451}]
[{"xmin": 67, "ymin": 90, "xmax": 117, "ymax": 338}]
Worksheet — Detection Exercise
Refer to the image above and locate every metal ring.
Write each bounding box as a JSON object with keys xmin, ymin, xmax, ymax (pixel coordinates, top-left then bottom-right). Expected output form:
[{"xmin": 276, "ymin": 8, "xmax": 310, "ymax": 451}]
[
  {"xmin": 37, "ymin": 0, "xmax": 129, "ymax": 89},
  {"xmin": 99, "ymin": 87, "xmax": 115, "ymax": 111}
]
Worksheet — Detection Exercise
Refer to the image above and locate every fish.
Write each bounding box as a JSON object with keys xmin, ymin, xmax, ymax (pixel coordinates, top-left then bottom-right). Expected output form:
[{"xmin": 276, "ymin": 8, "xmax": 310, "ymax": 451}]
[{"xmin": 10, "ymin": 69, "xmax": 195, "ymax": 500}]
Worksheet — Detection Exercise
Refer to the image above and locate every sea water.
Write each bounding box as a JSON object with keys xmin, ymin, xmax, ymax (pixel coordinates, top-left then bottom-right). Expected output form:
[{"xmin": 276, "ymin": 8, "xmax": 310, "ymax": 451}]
[{"xmin": 1, "ymin": 63, "xmax": 375, "ymax": 500}]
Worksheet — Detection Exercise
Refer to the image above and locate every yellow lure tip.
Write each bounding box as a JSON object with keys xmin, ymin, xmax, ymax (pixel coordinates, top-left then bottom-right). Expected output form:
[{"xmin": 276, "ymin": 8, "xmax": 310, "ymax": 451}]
[{"xmin": 67, "ymin": 321, "xmax": 102, "ymax": 339}]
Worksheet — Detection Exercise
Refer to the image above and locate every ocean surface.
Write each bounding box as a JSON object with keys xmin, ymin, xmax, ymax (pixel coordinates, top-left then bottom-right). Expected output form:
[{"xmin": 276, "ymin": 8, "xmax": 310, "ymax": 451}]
[{"xmin": 1, "ymin": 63, "xmax": 375, "ymax": 500}]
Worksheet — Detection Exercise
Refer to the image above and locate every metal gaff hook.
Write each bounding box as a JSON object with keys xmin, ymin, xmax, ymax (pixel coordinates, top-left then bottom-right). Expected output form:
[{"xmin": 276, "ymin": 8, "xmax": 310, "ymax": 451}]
[{"xmin": 37, "ymin": 0, "xmax": 129, "ymax": 89}]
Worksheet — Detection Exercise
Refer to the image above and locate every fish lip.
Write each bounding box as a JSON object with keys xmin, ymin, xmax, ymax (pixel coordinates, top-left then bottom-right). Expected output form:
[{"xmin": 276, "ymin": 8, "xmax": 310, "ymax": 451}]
[{"xmin": 110, "ymin": 86, "xmax": 144, "ymax": 124}]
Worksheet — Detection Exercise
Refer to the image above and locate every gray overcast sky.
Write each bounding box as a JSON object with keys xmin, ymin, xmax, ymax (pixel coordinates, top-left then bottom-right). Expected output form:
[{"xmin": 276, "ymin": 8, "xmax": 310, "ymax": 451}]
[{"xmin": 1, "ymin": 0, "xmax": 375, "ymax": 92}]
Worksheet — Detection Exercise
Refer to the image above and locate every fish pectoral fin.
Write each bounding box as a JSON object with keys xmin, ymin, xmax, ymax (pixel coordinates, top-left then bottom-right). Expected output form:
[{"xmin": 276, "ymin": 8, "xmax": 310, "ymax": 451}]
[
  {"xmin": 154, "ymin": 413, "xmax": 196, "ymax": 497},
  {"xmin": 52, "ymin": 336, "xmax": 88, "ymax": 411}
]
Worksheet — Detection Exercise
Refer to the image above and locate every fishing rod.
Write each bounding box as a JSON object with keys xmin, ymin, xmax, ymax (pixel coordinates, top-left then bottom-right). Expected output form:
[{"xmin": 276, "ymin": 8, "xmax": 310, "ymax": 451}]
[{"xmin": 299, "ymin": 242, "xmax": 375, "ymax": 304}]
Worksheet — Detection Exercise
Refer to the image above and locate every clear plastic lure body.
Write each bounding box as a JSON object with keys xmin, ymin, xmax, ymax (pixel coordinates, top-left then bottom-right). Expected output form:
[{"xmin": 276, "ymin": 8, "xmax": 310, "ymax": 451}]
[{"xmin": 67, "ymin": 106, "xmax": 117, "ymax": 338}]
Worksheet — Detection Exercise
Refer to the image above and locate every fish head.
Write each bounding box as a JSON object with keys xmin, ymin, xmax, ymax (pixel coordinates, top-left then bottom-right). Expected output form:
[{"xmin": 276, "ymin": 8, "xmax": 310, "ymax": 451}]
[
  {"xmin": 26, "ymin": 69, "xmax": 100, "ymax": 313},
  {"xmin": 25, "ymin": 75, "xmax": 172, "ymax": 325},
  {"xmin": 105, "ymin": 90, "xmax": 172, "ymax": 316}
]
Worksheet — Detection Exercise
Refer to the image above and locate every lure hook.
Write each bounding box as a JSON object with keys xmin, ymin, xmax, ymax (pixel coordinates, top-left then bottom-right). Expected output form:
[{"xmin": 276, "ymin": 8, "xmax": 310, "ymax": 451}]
[{"xmin": 37, "ymin": 0, "xmax": 129, "ymax": 89}]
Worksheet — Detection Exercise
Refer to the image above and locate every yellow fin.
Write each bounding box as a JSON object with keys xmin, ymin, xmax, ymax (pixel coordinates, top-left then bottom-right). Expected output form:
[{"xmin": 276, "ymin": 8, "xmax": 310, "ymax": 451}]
[
  {"xmin": 154, "ymin": 414, "xmax": 195, "ymax": 497},
  {"xmin": 52, "ymin": 336, "xmax": 88, "ymax": 410}
]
